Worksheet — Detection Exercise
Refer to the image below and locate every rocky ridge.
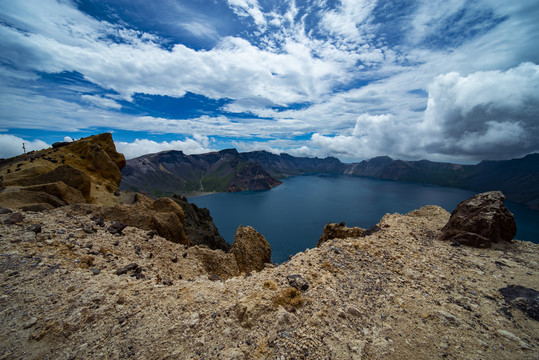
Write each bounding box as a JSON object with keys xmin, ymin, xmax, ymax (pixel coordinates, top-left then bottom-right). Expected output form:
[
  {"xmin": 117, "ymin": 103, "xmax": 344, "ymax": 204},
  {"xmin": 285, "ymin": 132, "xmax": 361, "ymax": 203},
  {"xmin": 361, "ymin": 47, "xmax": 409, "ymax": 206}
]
[
  {"xmin": 0, "ymin": 204, "xmax": 538, "ymax": 359},
  {"xmin": 121, "ymin": 149, "xmax": 539, "ymax": 209},
  {"xmin": 120, "ymin": 149, "xmax": 281, "ymax": 197}
]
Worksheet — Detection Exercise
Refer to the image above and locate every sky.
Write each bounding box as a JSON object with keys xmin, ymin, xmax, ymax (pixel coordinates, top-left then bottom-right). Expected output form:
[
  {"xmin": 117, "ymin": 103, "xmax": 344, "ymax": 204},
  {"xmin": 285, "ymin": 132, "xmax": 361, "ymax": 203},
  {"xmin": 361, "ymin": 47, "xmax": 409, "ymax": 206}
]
[{"xmin": 0, "ymin": 0, "xmax": 538, "ymax": 163}]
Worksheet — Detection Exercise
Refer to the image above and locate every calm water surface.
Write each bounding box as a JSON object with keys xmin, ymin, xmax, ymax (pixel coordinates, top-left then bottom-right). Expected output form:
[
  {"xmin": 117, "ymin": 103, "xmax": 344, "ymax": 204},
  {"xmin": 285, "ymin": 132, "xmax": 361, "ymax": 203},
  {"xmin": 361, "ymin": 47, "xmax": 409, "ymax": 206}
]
[{"xmin": 190, "ymin": 174, "xmax": 539, "ymax": 263}]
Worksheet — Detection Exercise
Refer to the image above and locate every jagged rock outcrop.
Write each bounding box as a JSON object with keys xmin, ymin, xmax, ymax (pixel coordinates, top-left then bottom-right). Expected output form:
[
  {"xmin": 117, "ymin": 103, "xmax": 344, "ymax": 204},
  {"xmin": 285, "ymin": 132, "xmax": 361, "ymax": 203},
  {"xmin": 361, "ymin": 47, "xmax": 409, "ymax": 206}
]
[
  {"xmin": 439, "ymin": 191, "xmax": 517, "ymax": 247},
  {"xmin": 317, "ymin": 222, "xmax": 366, "ymax": 247},
  {"xmin": 230, "ymin": 225, "xmax": 271, "ymax": 273},
  {"xmin": 69, "ymin": 193, "xmax": 190, "ymax": 245},
  {"xmin": 16, "ymin": 165, "xmax": 91, "ymax": 199},
  {"xmin": 0, "ymin": 181, "xmax": 86, "ymax": 211},
  {"xmin": 0, "ymin": 133, "xmax": 125, "ymax": 208},
  {"xmin": 172, "ymin": 195, "xmax": 229, "ymax": 251}
]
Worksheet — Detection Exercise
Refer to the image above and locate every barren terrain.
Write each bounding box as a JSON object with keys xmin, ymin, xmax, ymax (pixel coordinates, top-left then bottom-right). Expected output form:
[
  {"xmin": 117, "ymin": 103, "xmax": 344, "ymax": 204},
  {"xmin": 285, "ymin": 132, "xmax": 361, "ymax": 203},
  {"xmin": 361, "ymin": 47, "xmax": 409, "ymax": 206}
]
[{"xmin": 1, "ymin": 205, "xmax": 537, "ymax": 359}]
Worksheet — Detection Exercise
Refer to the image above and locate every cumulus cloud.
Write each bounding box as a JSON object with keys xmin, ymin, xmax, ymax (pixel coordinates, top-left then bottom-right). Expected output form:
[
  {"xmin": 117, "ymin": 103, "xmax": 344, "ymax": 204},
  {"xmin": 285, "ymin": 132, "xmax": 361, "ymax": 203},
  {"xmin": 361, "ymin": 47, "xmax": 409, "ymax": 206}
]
[
  {"xmin": 310, "ymin": 63, "xmax": 539, "ymax": 161},
  {"xmin": 421, "ymin": 62, "xmax": 539, "ymax": 159},
  {"xmin": 0, "ymin": 134, "xmax": 49, "ymax": 158},
  {"xmin": 116, "ymin": 136, "xmax": 213, "ymax": 159},
  {"xmin": 311, "ymin": 113, "xmax": 406, "ymax": 159}
]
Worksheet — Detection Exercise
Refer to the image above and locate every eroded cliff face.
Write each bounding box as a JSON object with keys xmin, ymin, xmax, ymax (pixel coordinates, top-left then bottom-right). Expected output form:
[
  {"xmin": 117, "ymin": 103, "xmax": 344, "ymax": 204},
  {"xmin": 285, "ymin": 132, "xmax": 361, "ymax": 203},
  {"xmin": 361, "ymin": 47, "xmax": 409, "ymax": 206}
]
[
  {"xmin": 0, "ymin": 133, "xmax": 126, "ymax": 207},
  {"xmin": 0, "ymin": 204, "xmax": 537, "ymax": 359}
]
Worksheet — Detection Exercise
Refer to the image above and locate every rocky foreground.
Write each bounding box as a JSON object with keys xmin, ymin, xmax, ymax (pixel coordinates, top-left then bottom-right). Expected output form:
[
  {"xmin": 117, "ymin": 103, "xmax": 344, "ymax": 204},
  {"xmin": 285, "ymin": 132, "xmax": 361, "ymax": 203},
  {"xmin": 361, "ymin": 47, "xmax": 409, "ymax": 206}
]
[{"xmin": 1, "ymin": 204, "xmax": 537, "ymax": 359}]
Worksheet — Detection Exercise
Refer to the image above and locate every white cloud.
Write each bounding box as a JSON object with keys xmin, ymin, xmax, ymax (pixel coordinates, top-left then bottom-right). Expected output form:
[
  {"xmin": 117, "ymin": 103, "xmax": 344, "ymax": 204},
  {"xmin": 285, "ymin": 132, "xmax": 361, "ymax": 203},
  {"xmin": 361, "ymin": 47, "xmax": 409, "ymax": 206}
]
[
  {"xmin": 311, "ymin": 113, "xmax": 405, "ymax": 159},
  {"xmin": 81, "ymin": 95, "xmax": 122, "ymax": 110},
  {"xmin": 0, "ymin": 134, "xmax": 49, "ymax": 158},
  {"xmin": 226, "ymin": 0, "xmax": 267, "ymax": 28},
  {"xmin": 420, "ymin": 62, "xmax": 539, "ymax": 158},
  {"xmin": 0, "ymin": 0, "xmax": 538, "ymax": 162},
  {"xmin": 116, "ymin": 136, "xmax": 213, "ymax": 159},
  {"xmin": 320, "ymin": 0, "xmax": 377, "ymax": 45},
  {"xmin": 310, "ymin": 63, "xmax": 539, "ymax": 161}
]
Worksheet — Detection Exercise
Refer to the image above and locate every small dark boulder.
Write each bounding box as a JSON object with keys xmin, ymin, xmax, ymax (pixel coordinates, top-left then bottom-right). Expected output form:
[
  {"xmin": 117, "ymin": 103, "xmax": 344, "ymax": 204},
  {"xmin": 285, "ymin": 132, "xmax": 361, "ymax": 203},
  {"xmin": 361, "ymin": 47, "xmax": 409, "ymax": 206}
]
[
  {"xmin": 3, "ymin": 212, "xmax": 24, "ymax": 225},
  {"xmin": 27, "ymin": 224, "xmax": 42, "ymax": 233},
  {"xmin": 108, "ymin": 222, "xmax": 127, "ymax": 235},
  {"xmin": 116, "ymin": 263, "xmax": 138, "ymax": 275},
  {"xmin": 0, "ymin": 207, "xmax": 13, "ymax": 214},
  {"xmin": 439, "ymin": 191, "xmax": 516, "ymax": 248},
  {"xmin": 287, "ymin": 274, "xmax": 309, "ymax": 291},
  {"xmin": 52, "ymin": 141, "xmax": 70, "ymax": 148},
  {"xmin": 499, "ymin": 285, "xmax": 539, "ymax": 321}
]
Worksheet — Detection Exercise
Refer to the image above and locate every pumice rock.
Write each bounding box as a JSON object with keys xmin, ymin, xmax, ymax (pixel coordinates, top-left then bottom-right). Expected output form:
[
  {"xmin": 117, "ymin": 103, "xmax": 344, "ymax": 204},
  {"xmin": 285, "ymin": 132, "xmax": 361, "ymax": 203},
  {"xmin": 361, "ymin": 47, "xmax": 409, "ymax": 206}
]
[
  {"xmin": 439, "ymin": 191, "xmax": 517, "ymax": 247},
  {"xmin": 230, "ymin": 225, "xmax": 271, "ymax": 273}
]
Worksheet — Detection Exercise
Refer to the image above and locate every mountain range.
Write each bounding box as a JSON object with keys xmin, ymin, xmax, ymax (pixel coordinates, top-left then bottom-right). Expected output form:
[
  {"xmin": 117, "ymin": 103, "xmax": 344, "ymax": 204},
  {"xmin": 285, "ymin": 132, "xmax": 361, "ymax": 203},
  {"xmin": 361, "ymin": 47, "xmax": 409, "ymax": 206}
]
[{"xmin": 120, "ymin": 150, "xmax": 539, "ymax": 210}]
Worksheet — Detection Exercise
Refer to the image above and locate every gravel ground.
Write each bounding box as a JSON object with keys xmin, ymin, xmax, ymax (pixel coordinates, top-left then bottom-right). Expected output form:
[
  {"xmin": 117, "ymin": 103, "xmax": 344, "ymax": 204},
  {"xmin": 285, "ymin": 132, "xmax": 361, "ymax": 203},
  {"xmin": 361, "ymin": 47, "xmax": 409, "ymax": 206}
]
[{"xmin": 0, "ymin": 205, "xmax": 538, "ymax": 359}]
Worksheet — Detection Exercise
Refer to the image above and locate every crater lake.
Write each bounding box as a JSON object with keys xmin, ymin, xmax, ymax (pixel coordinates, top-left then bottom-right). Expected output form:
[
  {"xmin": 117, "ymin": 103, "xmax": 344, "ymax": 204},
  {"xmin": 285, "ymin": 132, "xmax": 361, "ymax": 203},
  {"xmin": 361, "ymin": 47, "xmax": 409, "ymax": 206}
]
[{"xmin": 190, "ymin": 174, "xmax": 539, "ymax": 263}]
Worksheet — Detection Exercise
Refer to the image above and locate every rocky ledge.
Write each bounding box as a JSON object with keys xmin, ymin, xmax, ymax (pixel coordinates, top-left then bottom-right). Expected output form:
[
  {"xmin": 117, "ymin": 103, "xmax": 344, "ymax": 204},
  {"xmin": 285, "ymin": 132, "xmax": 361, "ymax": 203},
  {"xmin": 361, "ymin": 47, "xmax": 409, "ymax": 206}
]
[{"xmin": 0, "ymin": 202, "xmax": 537, "ymax": 359}]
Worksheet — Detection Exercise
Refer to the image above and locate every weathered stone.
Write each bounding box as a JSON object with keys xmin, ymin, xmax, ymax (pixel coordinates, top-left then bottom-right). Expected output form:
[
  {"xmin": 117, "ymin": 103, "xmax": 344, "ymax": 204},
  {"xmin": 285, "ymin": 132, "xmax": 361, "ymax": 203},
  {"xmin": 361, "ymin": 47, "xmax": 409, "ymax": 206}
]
[
  {"xmin": 172, "ymin": 195, "xmax": 229, "ymax": 251},
  {"xmin": 272, "ymin": 287, "xmax": 303, "ymax": 308},
  {"xmin": 108, "ymin": 222, "xmax": 127, "ymax": 235},
  {"xmin": 439, "ymin": 191, "xmax": 516, "ymax": 247},
  {"xmin": 230, "ymin": 225, "xmax": 271, "ymax": 273},
  {"xmin": 1, "ymin": 133, "xmax": 125, "ymax": 207},
  {"xmin": 317, "ymin": 222, "xmax": 365, "ymax": 247},
  {"xmin": 0, "ymin": 207, "xmax": 13, "ymax": 214},
  {"xmin": 18, "ymin": 165, "xmax": 91, "ymax": 200},
  {"xmin": 69, "ymin": 194, "xmax": 189, "ymax": 245},
  {"xmin": 286, "ymin": 274, "xmax": 309, "ymax": 291},
  {"xmin": 20, "ymin": 203, "xmax": 54, "ymax": 212},
  {"xmin": 24, "ymin": 182, "xmax": 85, "ymax": 204},
  {"xmin": 499, "ymin": 285, "xmax": 539, "ymax": 321},
  {"xmin": 0, "ymin": 190, "xmax": 66, "ymax": 210},
  {"xmin": 27, "ymin": 224, "xmax": 42, "ymax": 233},
  {"xmin": 116, "ymin": 263, "xmax": 138, "ymax": 275},
  {"xmin": 3, "ymin": 212, "xmax": 24, "ymax": 225},
  {"xmin": 435, "ymin": 310, "xmax": 461, "ymax": 326},
  {"xmin": 190, "ymin": 246, "xmax": 240, "ymax": 280}
]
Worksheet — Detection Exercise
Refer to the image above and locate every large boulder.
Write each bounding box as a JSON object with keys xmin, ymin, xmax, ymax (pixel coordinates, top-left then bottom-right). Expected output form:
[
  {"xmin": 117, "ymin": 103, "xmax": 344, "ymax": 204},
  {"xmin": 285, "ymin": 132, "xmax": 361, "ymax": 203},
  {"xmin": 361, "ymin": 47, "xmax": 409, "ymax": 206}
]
[
  {"xmin": 230, "ymin": 225, "xmax": 271, "ymax": 273},
  {"xmin": 439, "ymin": 191, "xmax": 517, "ymax": 247}
]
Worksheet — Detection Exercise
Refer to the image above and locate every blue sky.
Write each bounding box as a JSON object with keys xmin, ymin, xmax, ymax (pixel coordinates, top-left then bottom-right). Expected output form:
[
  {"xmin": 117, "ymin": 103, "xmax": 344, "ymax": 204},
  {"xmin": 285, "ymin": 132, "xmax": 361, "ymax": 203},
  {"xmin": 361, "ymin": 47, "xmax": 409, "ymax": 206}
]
[{"xmin": 0, "ymin": 0, "xmax": 538, "ymax": 162}]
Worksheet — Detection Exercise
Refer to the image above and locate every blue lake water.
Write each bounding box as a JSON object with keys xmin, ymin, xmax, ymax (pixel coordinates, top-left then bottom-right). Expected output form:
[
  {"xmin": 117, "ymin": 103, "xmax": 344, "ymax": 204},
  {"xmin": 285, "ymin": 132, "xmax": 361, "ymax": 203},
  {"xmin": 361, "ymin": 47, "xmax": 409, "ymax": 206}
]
[{"xmin": 190, "ymin": 174, "xmax": 539, "ymax": 263}]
